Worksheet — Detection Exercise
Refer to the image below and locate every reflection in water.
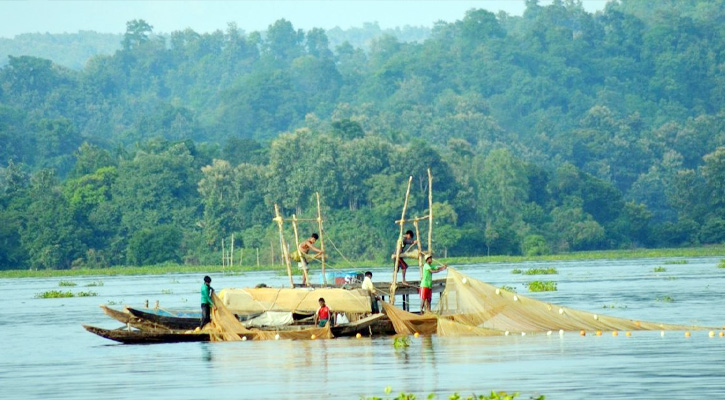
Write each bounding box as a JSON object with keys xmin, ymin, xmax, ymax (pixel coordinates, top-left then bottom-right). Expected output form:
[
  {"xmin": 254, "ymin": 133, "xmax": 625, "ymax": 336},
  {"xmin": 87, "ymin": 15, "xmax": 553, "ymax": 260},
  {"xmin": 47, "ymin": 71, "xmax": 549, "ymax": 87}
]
[{"xmin": 201, "ymin": 343, "xmax": 213, "ymax": 362}]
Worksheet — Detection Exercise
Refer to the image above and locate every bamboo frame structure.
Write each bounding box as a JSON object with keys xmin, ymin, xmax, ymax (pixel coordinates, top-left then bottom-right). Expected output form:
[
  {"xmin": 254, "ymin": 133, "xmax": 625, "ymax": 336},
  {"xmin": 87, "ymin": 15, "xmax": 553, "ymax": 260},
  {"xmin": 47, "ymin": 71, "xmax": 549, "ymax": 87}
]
[
  {"xmin": 413, "ymin": 219, "xmax": 424, "ymax": 280},
  {"xmin": 391, "ymin": 176, "xmax": 413, "ymax": 303},
  {"xmin": 274, "ymin": 204, "xmax": 295, "ymax": 288},
  {"xmin": 316, "ymin": 192, "xmax": 327, "ymax": 286}
]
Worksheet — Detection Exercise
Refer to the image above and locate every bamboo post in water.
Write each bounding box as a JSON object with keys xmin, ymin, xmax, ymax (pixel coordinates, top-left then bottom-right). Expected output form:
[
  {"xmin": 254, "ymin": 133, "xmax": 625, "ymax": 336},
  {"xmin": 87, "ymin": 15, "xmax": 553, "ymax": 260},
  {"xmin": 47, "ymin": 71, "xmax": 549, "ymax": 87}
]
[
  {"xmin": 414, "ymin": 219, "xmax": 424, "ymax": 281},
  {"xmin": 291, "ymin": 214, "xmax": 303, "ymax": 286},
  {"xmin": 391, "ymin": 176, "xmax": 413, "ymax": 304},
  {"xmin": 428, "ymin": 168, "xmax": 433, "ymax": 256},
  {"xmin": 316, "ymin": 192, "xmax": 327, "ymax": 286},
  {"xmin": 274, "ymin": 204, "xmax": 295, "ymax": 288}
]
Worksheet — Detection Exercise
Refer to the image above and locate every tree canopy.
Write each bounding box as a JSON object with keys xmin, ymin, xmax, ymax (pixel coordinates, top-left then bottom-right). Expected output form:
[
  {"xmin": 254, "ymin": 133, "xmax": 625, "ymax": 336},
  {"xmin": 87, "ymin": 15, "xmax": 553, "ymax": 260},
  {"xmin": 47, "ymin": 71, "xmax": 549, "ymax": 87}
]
[{"xmin": 1, "ymin": 0, "xmax": 724, "ymax": 269}]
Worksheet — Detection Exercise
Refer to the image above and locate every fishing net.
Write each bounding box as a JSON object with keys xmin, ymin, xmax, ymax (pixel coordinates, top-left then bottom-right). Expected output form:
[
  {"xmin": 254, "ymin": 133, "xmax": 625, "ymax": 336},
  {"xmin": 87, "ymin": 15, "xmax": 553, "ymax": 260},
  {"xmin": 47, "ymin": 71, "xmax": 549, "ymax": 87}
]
[
  {"xmin": 382, "ymin": 268, "xmax": 712, "ymax": 336},
  {"xmin": 381, "ymin": 302, "xmax": 437, "ymax": 335},
  {"xmin": 207, "ymin": 293, "xmax": 334, "ymax": 341},
  {"xmin": 439, "ymin": 267, "xmax": 709, "ymax": 333},
  {"xmin": 208, "ymin": 292, "xmax": 254, "ymax": 341},
  {"xmin": 219, "ymin": 287, "xmax": 371, "ymax": 314},
  {"xmin": 253, "ymin": 324, "xmax": 333, "ymax": 341}
]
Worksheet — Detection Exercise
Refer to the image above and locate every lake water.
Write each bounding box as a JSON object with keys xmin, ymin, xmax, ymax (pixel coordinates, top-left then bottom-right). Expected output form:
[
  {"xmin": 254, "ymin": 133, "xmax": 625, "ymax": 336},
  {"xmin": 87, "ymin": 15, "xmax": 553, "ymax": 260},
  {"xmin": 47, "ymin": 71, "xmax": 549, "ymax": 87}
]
[{"xmin": 2, "ymin": 257, "xmax": 725, "ymax": 399}]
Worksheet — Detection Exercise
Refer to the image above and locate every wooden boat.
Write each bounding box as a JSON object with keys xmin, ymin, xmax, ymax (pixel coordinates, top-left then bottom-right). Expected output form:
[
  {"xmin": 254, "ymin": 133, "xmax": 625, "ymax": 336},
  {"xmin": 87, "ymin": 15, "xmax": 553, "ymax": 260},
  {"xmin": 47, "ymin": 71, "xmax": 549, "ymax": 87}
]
[
  {"xmin": 83, "ymin": 325, "xmax": 211, "ymax": 344},
  {"xmin": 125, "ymin": 307, "xmax": 202, "ymax": 330},
  {"xmin": 124, "ymin": 306, "xmax": 315, "ymax": 331},
  {"xmin": 331, "ymin": 313, "xmax": 395, "ymax": 336},
  {"xmin": 101, "ymin": 305, "xmax": 178, "ymax": 332}
]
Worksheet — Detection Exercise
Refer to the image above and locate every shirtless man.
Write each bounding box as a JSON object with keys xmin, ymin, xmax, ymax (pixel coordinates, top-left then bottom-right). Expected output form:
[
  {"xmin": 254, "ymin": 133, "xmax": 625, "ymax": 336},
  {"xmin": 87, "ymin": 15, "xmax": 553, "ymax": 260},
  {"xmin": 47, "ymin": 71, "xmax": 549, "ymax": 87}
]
[{"xmin": 295, "ymin": 233, "xmax": 323, "ymax": 286}]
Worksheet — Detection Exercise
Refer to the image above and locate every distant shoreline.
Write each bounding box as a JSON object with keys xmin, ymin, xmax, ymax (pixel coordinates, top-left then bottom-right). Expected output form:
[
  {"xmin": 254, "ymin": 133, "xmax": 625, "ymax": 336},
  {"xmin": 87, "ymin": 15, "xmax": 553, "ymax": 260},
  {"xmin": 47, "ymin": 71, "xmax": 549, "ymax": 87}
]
[{"xmin": 2, "ymin": 246, "xmax": 723, "ymax": 279}]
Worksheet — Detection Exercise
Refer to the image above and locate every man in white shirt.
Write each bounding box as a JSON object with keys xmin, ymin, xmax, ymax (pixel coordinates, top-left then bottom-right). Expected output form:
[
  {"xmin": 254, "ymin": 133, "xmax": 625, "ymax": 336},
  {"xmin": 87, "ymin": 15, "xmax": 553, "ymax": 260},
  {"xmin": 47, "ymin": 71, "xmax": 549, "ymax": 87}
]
[{"xmin": 361, "ymin": 271, "xmax": 380, "ymax": 313}]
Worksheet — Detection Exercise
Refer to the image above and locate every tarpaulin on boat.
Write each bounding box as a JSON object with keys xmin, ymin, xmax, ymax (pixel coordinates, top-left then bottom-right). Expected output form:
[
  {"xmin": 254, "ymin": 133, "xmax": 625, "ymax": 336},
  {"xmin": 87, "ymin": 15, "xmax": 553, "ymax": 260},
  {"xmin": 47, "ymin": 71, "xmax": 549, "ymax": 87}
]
[
  {"xmin": 243, "ymin": 311, "xmax": 294, "ymax": 328},
  {"xmin": 219, "ymin": 287, "xmax": 372, "ymax": 314}
]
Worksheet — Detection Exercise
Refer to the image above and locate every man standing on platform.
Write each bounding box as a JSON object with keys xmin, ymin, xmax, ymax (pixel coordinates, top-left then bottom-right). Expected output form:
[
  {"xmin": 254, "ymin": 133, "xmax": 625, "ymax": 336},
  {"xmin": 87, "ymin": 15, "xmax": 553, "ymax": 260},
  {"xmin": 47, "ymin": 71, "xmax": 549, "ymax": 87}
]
[
  {"xmin": 199, "ymin": 275, "xmax": 215, "ymax": 329},
  {"xmin": 394, "ymin": 230, "xmax": 417, "ymax": 285},
  {"xmin": 362, "ymin": 271, "xmax": 380, "ymax": 313},
  {"xmin": 293, "ymin": 233, "xmax": 324, "ymax": 286},
  {"xmin": 420, "ymin": 255, "xmax": 446, "ymax": 312}
]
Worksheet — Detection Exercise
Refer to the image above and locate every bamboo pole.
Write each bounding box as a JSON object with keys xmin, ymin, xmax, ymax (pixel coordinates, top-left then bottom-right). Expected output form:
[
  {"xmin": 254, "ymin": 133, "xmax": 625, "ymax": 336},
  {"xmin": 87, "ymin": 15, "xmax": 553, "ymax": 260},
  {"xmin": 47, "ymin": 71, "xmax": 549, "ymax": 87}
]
[
  {"xmin": 428, "ymin": 168, "xmax": 433, "ymax": 255},
  {"xmin": 316, "ymin": 192, "xmax": 327, "ymax": 286},
  {"xmin": 291, "ymin": 214, "xmax": 304, "ymax": 286},
  {"xmin": 395, "ymin": 215, "xmax": 430, "ymax": 224},
  {"xmin": 274, "ymin": 204, "xmax": 295, "ymax": 288},
  {"xmin": 230, "ymin": 234, "xmax": 234, "ymax": 271},
  {"xmin": 391, "ymin": 176, "xmax": 413, "ymax": 304},
  {"xmin": 256, "ymin": 248, "xmax": 260, "ymax": 267},
  {"xmin": 221, "ymin": 238, "xmax": 225, "ymax": 274},
  {"xmin": 414, "ymin": 219, "xmax": 424, "ymax": 281},
  {"xmin": 240, "ymin": 248, "xmax": 244, "ymax": 267}
]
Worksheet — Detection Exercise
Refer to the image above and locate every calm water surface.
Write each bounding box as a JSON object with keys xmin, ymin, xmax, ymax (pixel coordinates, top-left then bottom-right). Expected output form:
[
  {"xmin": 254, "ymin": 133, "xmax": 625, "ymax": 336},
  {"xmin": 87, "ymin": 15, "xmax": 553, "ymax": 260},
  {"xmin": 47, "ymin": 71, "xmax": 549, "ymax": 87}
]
[{"xmin": 2, "ymin": 257, "xmax": 725, "ymax": 399}]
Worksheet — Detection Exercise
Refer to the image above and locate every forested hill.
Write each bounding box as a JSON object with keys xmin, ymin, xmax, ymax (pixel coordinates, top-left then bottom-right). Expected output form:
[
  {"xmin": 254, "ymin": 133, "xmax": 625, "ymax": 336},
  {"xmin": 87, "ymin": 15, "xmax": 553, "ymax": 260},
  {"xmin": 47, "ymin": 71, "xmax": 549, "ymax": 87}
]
[
  {"xmin": 1, "ymin": 0, "xmax": 724, "ymax": 270},
  {"xmin": 0, "ymin": 23, "xmax": 430, "ymax": 70}
]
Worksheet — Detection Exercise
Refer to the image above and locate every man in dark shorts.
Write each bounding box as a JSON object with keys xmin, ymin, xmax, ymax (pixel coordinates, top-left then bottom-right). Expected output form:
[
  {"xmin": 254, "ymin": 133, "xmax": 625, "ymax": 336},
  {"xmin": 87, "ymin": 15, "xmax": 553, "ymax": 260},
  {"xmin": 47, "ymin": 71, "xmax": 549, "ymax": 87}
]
[
  {"xmin": 199, "ymin": 275, "xmax": 215, "ymax": 329},
  {"xmin": 395, "ymin": 230, "xmax": 417, "ymax": 284}
]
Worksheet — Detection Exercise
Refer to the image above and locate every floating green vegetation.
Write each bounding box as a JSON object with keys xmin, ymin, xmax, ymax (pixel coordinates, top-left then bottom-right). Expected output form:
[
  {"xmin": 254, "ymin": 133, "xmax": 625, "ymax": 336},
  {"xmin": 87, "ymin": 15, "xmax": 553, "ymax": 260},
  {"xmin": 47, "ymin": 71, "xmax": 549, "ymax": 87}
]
[
  {"xmin": 664, "ymin": 260, "xmax": 688, "ymax": 265},
  {"xmin": 602, "ymin": 304, "xmax": 627, "ymax": 309},
  {"xmin": 106, "ymin": 299, "xmax": 123, "ymax": 305},
  {"xmin": 656, "ymin": 295, "xmax": 675, "ymax": 303},
  {"xmin": 526, "ymin": 281, "xmax": 557, "ymax": 292},
  {"xmin": 718, "ymin": 259, "xmax": 725, "ymax": 269},
  {"xmin": 161, "ymin": 289, "xmax": 173, "ymax": 294},
  {"xmin": 76, "ymin": 291, "xmax": 98, "ymax": 297},
  {"xmin": 522, "ymin": 267, "xmax": 558, "ymax": 275},
  {"xmin": 58, "ymin": 280, "xmax": 77, "ymax": 287},
  {"xmin": 500, "ymin": 285, "xmax": 517, "ymax": 293},
  {"xmin": 393, "ymin": 336, "xmax": 410, "ymax": 349},
  {"xmin": 653, "ymin": 266, "xmax": 667, "ymax": 273},
  {"xmin": 363, "ymin": 387, "xmax": 544, "ymax": 400},
  {"xmin": 665, "ymin": 276, "xmax": 678, "ymax": 280},
  {"xmin": 170, "ymin": 278, "xmax": 180, "ymax": 284},
  {"xmin": 511, "ymin": 269, "xmax": 522, "ymax": 274},
  {"xmin": 85, "ymin": 280, "xmax": 104, "ymax": 287},
  {"xmin": 35, "ymin": 290, "xmax": 74, "ymax": 298}
]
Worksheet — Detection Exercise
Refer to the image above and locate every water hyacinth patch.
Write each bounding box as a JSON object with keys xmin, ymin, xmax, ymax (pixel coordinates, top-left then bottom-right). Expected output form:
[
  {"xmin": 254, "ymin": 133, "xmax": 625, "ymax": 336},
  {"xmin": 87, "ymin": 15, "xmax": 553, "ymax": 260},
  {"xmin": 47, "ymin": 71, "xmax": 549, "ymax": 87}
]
[{"xmin": 525, "ymin": 281, "xmax": 557, "ymax": 292}]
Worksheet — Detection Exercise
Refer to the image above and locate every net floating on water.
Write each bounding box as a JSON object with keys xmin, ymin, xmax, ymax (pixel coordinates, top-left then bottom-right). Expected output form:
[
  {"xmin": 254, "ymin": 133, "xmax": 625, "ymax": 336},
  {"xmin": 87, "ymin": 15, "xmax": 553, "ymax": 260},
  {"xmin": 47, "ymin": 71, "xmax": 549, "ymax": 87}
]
[{"xmin": 382, "ymin": 267, "xmax": 714, "ymax": 337}]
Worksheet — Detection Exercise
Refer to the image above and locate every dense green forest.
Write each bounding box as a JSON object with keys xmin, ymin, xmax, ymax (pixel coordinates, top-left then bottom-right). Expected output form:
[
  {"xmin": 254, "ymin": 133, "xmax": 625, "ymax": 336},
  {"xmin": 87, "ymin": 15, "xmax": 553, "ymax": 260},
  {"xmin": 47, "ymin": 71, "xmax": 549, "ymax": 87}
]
[
  {"xmin": 1, "ymin": 0, "xmax": 724, "ymax": 270},
  {"xmin": 0, "ymin": 23, "xmax": 430, "ymax": 70}
]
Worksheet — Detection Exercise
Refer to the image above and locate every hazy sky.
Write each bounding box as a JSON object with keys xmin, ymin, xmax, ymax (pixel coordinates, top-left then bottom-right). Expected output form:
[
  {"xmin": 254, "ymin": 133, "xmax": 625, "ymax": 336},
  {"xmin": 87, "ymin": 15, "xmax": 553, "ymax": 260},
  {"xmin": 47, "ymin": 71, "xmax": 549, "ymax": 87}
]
[{"xmin": 1, "ymin": 1, "xmax": 610, "ymax": 38}]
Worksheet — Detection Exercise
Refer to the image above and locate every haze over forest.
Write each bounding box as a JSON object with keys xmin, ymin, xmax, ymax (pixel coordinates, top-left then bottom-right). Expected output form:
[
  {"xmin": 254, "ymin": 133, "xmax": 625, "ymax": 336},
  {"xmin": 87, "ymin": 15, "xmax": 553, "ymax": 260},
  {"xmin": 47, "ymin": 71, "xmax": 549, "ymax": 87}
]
[{"xmin": 1, "ymin": 0, "xmax": 724, "ymax": 270}]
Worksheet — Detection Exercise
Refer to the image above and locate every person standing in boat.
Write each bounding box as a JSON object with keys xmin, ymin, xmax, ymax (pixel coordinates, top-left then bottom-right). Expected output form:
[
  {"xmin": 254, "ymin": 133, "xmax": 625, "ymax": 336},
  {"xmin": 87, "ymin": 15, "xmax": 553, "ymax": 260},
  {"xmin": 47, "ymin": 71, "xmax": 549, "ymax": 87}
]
[
  {"xmin": 394, "ymin": 230, "xmax": 417, "ymax": 285},
  {"xmin": 315, "ymin": 297, "xmax": 333, "ymax": 327},
  {"xmin": 420, "ymin": 255, "xmax": 446, "ymax": 312},
  {"xmin": 292, "ymin": 233, "xmax": 324, "ymax": 286},
  {"xmin": 199, "ymin": 276, "xmax": 215, "ymax": 329},
  {"xmin": 361, "ymin": 271, "xmax": 380, "ymax": 313}
]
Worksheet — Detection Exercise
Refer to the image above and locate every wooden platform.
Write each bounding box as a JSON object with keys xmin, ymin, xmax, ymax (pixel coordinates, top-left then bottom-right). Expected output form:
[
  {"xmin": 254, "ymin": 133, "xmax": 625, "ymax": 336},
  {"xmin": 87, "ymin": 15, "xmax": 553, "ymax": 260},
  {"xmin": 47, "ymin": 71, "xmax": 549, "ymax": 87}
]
[{"xmin": 293, "ymin": 278, "xmax": 446, "ymax": 311}]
